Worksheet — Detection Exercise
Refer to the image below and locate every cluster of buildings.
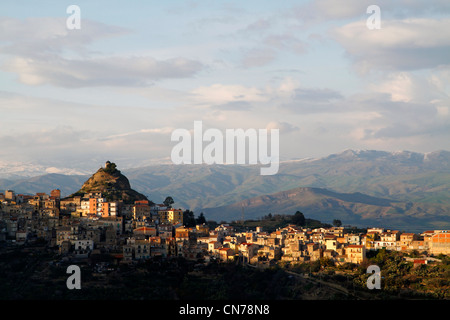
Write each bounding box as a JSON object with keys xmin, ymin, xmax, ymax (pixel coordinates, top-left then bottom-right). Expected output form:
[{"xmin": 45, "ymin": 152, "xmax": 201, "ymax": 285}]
[
  {"xmin": 0, "ymin": 189, "xmax": 449, "ymax": 268},
  {"xmin": 194, "ymin": 225, "xmax": 449, "ymax": 266}
]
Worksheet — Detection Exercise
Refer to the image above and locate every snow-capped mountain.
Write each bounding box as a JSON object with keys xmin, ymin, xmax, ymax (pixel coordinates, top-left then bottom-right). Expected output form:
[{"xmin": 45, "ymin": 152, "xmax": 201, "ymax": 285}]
[{"xmin": 0, "ymin": 160, "xmax": 89, "ymax": 180}]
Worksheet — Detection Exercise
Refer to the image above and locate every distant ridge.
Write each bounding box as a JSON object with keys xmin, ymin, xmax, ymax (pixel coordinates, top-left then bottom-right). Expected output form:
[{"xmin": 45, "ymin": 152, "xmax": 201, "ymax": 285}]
[
  {"xmin": 200, "ymin": 186, "xmax": 450, "ymax": 232},
  {"xmin": 1, "ymin": 150, "xmax": 449, "ymax": 230}
]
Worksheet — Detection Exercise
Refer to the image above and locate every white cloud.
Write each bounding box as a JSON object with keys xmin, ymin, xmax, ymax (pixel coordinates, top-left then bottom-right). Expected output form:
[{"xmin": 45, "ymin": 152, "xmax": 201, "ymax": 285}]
[
  {"xmin": 0, "ymin": 17, "xmax": 204, "ymax": 88},
  {"xmin": 333, "ymin": 18, "xmax": 450, "ymax": 72},
  {"xmin": 0, "ymin": 17, "xmax": 129, "ymax": 56},
  {"xmin": 371, "ymin": 72, "xmax": 422, "ymax": 103},
  {"xmin": 191, "ymin": 83, "xmax": 267, "ymax": 105},
  {"xmin": 102, "ymin": 127, "xmax": 176, "ymax": 140},
  {"xmin": 4, "ymin": 55, "xmax": 203, "ymax": 88},
  {"xmin": 436, "ymin": 105, "xmax": 449, "ymax": 117}
]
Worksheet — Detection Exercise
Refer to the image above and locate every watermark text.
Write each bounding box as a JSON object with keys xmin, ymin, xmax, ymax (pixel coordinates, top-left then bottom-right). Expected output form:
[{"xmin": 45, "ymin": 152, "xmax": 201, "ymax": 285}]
[{"xmin": 171, "ymin": 121, "xmax": 279, "ymax": 175}]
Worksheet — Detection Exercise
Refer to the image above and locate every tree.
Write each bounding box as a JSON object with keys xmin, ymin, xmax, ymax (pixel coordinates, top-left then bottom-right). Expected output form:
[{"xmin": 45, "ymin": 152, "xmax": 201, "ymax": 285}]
[
  {"xmin": 196, "ymin": 212, "xmax": 206, "ymax": 225},
  {"xmin": 291, "ymin": 211, "xmax": 306, "ymax": 226},
  {"xmin": 103, "ymin": 161, "xmax": 119, "ymax": 174},
  {"xmin": 183, "ymin": 210, "xmax": 196, "ymax": 227},
  {"xmin": 333, "ymin": 219, "xmax": 342, "ymax": 227},
  {"xmin": 163, "ymin": 196, "xmax": 174, "ymax": 208}
]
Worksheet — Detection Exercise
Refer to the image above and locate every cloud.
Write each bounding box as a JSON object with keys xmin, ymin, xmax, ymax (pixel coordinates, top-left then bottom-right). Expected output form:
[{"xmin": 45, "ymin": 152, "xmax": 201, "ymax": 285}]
[
  {"xmin": 101, "ymin": 127, "xmax": 176, "ymax": 141},
  {"xmin": 280, "ymin": 87, "xmax": 344, "ymax": 113},
  {"xmin": 0, "ymin": 17, "xmax": 204, "ymax": 88},
  {"xmin": 240, "ymin": 33, "xmax": 307, "ymax": 68},
  {"xmin": 339, "ymin": 91, "xmax": 450, "ymax": 141},
  {"xmin": 240, "ymin": 47, "xmax": 277, "ymax": 68},
  {"xmin": 241, "ymin": 18, "xmax": 272, "ymax": 34},
  {"xmin": 333, "ymin": 18, "xmax": 450, "ymax": 72},
  {"xmin": 263, "ymin": 34, "xmax": 307, "ymax": 55},
  {"xmin": 370, "ymin": 71, "xmax": 449, "ymax": 103},
  {"xmin": 292, "ymin": 0, "xmax": 450, "ymax": 23},
  {"xmin": 292, "ymin": 88, "xmax": 343, "ymax": 103},
  {"xmin": 4, "ymin": 55, "xmax": 204, "ymax": 88},
  {"xmin": 191, "ymin": 84, "xmax": 267, "ymax": 105},
  {"xmin": 0, "ymin": 17, "xmax": 129, "ymax": 57},
  {"xmin": 0, "ymin": 126, "xmax": 89, "ymax": 150},
  {"xmin": 266, "ymin": 121, "xmax": 299, "ymax": 134},
  {"xmin": 212, "ymin": 101, "xmax": 253, "ymax": 111},
  {"xmin": 293, "ymin": 0, "xmax": 367, "ymax": 22},
  {"xmin": 0, "ymin": 123, "xmax": 176, "ymax": 165}
]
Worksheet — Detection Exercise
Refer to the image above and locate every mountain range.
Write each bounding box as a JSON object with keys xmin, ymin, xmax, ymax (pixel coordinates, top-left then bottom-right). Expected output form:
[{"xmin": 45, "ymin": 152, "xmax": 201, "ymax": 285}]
[{"xmin": 1, "ymin": 149, "xmax": 449, "ymax": 232}]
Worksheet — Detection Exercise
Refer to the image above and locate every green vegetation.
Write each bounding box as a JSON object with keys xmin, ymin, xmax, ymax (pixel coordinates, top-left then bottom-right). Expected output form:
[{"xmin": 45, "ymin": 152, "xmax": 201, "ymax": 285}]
[
  {"xmin": 65, "ymin": 162, "xmax": 149, "ymax": 204},
  {"xmin": 292, "ymin": 211, "xmax": 306, "ymax": 226},
  {"xmin": 285, "ymin": 249, "xmax": 449, "ymax": 299},
  {"xmin": 353, "ymin": 250, "xmax": 450, "ymax": 299},
  {"xmin": 103, "ymin": 161, "xmax": 120, "ymax": 175},
  {"xmin": 163, "ymin": 196, "xmax": 174, "ymax": 208},
  {"xmin": 333, "ymin": 219, "xmax": 342, "ymax": 227},
  {"xmin": 0, "ymin": 246, "xmax": 333, "ymax": 300},
  {"xmin": 183, "ymin": 209, "xmax": 196, "ymax": 227},
  {"xmin": 1, "ymin": 240, "xmax": 448, "ymax": 300},
  {"xmin": 226, "ymin": 212, "xmax": 331, "ymax": 233}
]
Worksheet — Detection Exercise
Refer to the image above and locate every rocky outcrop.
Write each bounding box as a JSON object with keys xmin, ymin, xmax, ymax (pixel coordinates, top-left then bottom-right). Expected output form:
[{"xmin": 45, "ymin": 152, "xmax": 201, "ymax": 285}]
[{"xmin": 71, "ymin": 161, "xmax": 148, "ymax": 203}]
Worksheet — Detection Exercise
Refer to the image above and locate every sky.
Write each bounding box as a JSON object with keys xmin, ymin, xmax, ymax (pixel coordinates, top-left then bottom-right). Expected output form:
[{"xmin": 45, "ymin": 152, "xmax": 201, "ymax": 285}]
[{"xmin": 1, "ymin": 0, "xmax": 450, "ymax": 172}]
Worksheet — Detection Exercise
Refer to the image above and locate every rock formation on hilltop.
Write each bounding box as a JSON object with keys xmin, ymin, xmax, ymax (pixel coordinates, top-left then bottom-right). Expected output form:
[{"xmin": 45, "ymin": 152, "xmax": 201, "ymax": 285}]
[{"xmin": 70, "ymin": 161, "xmax": 148, "ymax": 204}]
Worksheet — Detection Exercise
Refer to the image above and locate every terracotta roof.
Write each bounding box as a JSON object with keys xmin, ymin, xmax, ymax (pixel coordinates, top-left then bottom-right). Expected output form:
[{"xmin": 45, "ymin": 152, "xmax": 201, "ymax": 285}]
[
  {"xmin": 134, "ymin": 227, "xmax": 156, "ymax": 232},
  {"xmin": 413, "ymin": 259, "xmax": 426, "ymax": 264}
]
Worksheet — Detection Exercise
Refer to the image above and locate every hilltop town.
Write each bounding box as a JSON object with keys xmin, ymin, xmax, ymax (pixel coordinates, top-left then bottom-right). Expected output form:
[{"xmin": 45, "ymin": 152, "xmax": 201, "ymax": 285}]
[
  {"xmin": 0, "ymin": 162, "xmax": 449, "ymax": 300},
  {"xmin": 1, "ymin": 162, "xmax": 448, "ymax": 266}
]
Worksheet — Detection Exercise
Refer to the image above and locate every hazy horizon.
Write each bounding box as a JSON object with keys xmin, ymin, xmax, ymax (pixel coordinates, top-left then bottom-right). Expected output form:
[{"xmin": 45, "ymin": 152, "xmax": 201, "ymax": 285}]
[{"xmin": 0, "ymin": 148, "xmax": 449, "ymax": 180}]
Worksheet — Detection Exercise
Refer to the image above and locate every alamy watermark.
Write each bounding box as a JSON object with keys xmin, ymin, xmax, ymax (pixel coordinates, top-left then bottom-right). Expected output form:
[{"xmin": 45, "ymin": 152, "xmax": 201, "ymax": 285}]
[
  {"xmin": 366, "ymin": 265, "xmax": 381, "ymax": 290},
  {"xmin": 366, "ymin": 5, "xmax": 381, "ymax": 30},
  {"xmin": 66, "ymin": 265, "xmax": 81, "ymax": 289},
  {"xmin": 66, "ymin": 5, "xmax": 81, "ymax": 30},
  {"xmin": 171, "ymin": 121, "xmax": 280, "ymax": 175}
]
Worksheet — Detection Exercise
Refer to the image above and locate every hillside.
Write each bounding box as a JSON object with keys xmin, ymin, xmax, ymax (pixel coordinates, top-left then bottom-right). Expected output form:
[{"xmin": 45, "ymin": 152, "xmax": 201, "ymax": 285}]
[
  {"xmin": 67, "ymin": 161, "xmax": 148, "ymax": 204},
  {"xmin": 1, "ymin": 150, "xmax": 449, "ymax": 230},
  {"xmin": 0, "ymin": 174, "xmax": 88, "ymax": 196},
  {"xmin": 118, "ymin": 150, "xmax": 450, "ymax": 210},
  {"xmin": 200, "ymin": 187, "xmax": 450, "ymax": 232},
  {"xmin": 276, "ymin": 150, "xmax": 450, "ymax": 205}
]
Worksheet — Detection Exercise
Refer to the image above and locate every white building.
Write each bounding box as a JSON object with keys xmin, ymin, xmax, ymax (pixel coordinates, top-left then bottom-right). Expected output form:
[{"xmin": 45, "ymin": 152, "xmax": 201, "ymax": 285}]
[{"xmin": 74, "ymin": 239, "xmax": 94, "ymax": 251}]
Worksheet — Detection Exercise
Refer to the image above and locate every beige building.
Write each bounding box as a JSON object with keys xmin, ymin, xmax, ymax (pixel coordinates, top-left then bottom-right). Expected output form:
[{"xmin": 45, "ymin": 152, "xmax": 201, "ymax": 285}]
[
  {"xmin": 325, "ymin": 236, "xmax": 338, "ymax": 251},
  {"xmin": 133, "ymin": 202, "xmax": 151, "ymax": 220},
  {"xmin": 239, "ymin": 243, "xmax": 259, "ymax": 263},
  {"xmin": 399, "ymin": 233, "xmax": 418, "ymax": 250},
  {"xmin": 429, "ymin": 231, "xmax": 450, "ymax": 255},
  {"xmin": 219, "ymin": 247, "xmax": 235, "ymax": 261},
  {"xmin": 158, "ymin": 208, "xmax": 183, "ymax": 225},
  {"xmin": 346, "ymin": 233, "xmax": 361, "ymax": 245},
  {"xmin": 5, "ymin": 190, "xmax": 15, "ymax": 201},
  {"xmin": 346, "ymin": 245, "xmax": 366, "ymax": 264}
]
